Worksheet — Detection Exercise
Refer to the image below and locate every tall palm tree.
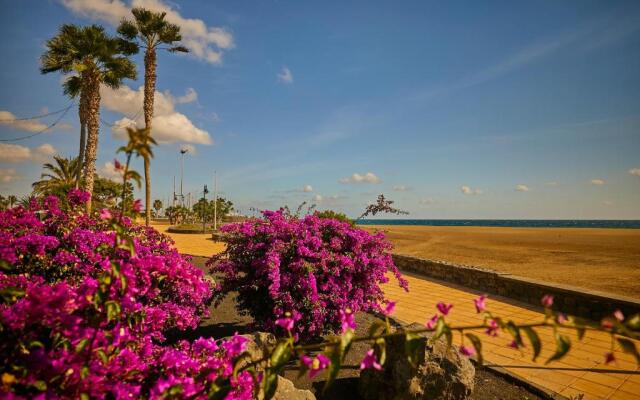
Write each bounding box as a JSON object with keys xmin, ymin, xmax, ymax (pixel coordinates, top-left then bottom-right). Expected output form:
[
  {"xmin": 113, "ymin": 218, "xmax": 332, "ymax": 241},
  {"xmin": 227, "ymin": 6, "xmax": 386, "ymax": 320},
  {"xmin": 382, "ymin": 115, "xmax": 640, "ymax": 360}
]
[
  {"xmin": 32, "ymin": 155, "xmax": 80, "ymax": 196},
  {"xmin": 118, "ymin": 8, "xmax": 188, "ymax": 226},
  {"xmin": 41, "ymin": 24, "xmax": 137, "ymax": 211}
]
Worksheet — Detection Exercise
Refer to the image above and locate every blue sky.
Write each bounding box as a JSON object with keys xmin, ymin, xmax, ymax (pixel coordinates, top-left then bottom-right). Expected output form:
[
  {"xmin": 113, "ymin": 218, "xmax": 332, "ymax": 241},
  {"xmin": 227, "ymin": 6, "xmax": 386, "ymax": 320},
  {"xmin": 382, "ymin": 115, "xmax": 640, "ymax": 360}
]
[{"xmin": 1, "ymin": 0, "xmax": 639, "ymax": 218}]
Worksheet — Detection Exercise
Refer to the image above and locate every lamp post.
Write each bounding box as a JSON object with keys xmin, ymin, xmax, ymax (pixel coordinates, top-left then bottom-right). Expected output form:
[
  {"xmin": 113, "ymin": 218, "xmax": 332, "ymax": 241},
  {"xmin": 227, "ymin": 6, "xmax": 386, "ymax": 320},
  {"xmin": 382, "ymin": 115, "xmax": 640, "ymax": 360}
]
[
  {"xmin": 180, "ymin": 148, "xmax": 189, "ymax": 207},
  {"xmin": 202, "ymin": 184, "xmax": 209, "ymax": 233},
  {"xmin": 213, "ymin": 171, "xmax": 218, "ymax": 231}
]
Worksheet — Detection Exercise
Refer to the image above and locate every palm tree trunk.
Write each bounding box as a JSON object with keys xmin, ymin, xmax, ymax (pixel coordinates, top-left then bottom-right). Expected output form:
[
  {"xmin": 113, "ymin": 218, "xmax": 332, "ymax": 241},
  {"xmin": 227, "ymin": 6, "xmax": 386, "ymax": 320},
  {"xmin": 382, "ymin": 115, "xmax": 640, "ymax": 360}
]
[
  {"xmin": 143, "ymin": 47, "xmax": 157, "ymax": 226},
  {"xmin": 82, "ymin": 76, "xmax": 101, "ymax": 212},
  {"xmin": 76, "ymin": 90, "xmax": 89, "ymax": 188}
]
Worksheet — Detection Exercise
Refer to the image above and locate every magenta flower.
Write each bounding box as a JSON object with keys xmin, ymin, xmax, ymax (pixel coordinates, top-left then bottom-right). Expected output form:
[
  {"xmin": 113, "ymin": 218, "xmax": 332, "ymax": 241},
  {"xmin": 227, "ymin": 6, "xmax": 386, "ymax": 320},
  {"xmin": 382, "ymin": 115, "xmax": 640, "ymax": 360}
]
[
  {"xmin": 541, "ymin": 294, "xmax": 554, "ymax": 308},
  {"xmin": 436, "ymin": 302, "xmax": 453, "ymax": 316},
  {"xmin": 460, "ymin": 346, "xmax": 475, "ymax": 357},
  {"xmin": 301, "ymin": 353, "xmax": 330, "ymax": 378},
  {"xmin": 114, "ymin": 159, "xmax": 123, "ymax": 170},
  {"xmin": 382, "ymin": 301, "xmax": 396, "ymax": 316},
  {"xmin": 604, "ymin": 352, "xmax": 615, "ymax": 364},
  {"xmin": 132, "ymin": 199, "xmax": 142, "ymax": 213},
  {"xmin": 425, "ymin": 314, "xmax": 439, "ymax": 330},
  {"xmin": 360, "ymin": 349, "xmax": 382, "ymax": 370},
  {"xmin": 474, "ymin": 294, "xmax": 487, "ymax": 313},
  {"xmin": 275, "ymin": 311, "xmax": 301, "ymax": 332},
  {"xmin": 68, "ymin": 188, "xmax": 91, "ymax": 206},
  {"xmin": 556, "ymin": 313, "xmax": 568, "ymax": 324},
  {"xmin": 614, "ymin": 310, "xmax": 624, "ymax": 322},
  {"xmin": 99, "ymin": 208, "xmax": 112, "ymax": 220},
  {"xmin": 485, "ymin": 319, "xmax": 499, "ymax": 337},
  {"xmin": 339, "ymin": 307, "xmax": 357, "ymax": 332},
  {"xmin": 508, "ymin": 340, "xmax": 520, "ymax": 349}
]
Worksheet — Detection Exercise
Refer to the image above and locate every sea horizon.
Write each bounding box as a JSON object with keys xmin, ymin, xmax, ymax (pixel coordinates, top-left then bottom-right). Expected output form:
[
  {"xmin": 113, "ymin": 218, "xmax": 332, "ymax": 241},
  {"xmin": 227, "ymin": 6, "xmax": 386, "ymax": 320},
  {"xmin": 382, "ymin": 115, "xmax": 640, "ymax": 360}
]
[{"xmin": 356, "ymin": 219, "xmax": 640, "ymax": 229}]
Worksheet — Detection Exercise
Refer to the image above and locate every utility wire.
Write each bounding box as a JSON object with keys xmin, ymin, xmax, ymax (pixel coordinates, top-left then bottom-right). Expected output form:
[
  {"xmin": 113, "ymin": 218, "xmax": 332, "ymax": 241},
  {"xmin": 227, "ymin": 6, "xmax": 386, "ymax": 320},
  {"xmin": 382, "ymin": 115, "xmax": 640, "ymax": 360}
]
[
  {"xmin": 0, "ymin": 103, "xmax": 75, "ymax": 142},
  {"xmin": 0, "ymin": 104, "xmax": 73, "ymax": 122},
  {"xmin": 100, "ymin": 106, "xmax": 144, "ymax": 128}
]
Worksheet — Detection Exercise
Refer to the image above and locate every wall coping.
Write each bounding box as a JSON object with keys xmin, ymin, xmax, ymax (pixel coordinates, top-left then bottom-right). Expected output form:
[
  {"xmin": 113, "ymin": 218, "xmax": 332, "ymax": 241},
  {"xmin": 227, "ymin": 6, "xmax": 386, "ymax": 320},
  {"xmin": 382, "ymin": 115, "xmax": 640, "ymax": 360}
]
[{"xmin": 392, "ymin": 253, "xmax": 640, "ymax": 321}]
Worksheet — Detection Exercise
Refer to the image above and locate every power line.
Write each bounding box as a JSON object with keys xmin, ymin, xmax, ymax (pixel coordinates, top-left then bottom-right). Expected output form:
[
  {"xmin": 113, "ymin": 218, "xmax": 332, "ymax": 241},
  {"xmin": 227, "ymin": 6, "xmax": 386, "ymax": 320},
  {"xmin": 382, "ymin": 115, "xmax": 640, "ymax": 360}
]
[
  {"xmin": 0, "ymin": 104, "xmax": 74, "ymax": 122},
  {"xmin": 100, "ymin": 107, "xmax": 144, "ymax": 128},
  {"xmin": 0, "ymin": 103, "xmax": 75, "ymax": 142}
]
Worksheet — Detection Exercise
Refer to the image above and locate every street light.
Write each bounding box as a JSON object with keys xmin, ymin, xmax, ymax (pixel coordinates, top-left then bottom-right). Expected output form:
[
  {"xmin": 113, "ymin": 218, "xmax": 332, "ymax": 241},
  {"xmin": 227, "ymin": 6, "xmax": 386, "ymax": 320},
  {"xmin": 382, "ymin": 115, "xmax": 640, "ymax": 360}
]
[{"xmin": 179, "ymin": 148, "xmax": 189, "ymax": 206}]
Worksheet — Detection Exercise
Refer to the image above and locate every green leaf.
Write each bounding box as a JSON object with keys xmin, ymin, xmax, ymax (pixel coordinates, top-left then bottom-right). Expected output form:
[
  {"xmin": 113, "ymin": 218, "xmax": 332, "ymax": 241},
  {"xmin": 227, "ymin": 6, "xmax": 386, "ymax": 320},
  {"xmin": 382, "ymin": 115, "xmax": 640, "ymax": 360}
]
[
  {"xmin": 80, "ymin": 393, "xmax": 89, "ymax": 400},
  {"xmin": 375, "ymin": 337, "xmax": 387, "ymax": 366},
  {"xmin": 269, "ymin": 339, "xmax": 292, "ymax": 371},
  {"xmin": 75, "ymin": 338, "xmax": 90, "ymax": 354},
  {"xmin": 80, "ymin": 366, "xmax": 89, "ymax": 379},
  {"xmin": 0, "ymin": 286, "xmax": 26, "ymax": 303},
  {"xmin": 0, "ymin": 260, "xmax": 13, "ymax": 272},
  {"xmin": 617, "ymin": 338, "xmax": 640, "ymax": 364},
  {"xmin": 522, "ymin": 327, "xmax": 542, "ymax": 361},
  {"xmin": 546, "ymin": 332, "xmax": 571, "ymax": 364},
  {"xmin": 105, "ymin": 300, "xmax": 121, "ymax": 322},
  {"xmin": 404, "ymin": 331, "xmax": 424, "ymax": 368},
  {"xmin": 31, "ymin": 380, "xmax": 47, "ymax": 391},
  {"xmin": 323, "ymin": 330, "xmax": 354, "ymax": 394},
  {"xmin": 465, "ymin": 333, "xmax": 483, "ymax": 365},
  {"xmin": 262, "ymin": 369, "xmax": 279, "ymax": 400},
  {"xmin": 433, "ymin": 317, "xmax": 446, "ymax": 340},
  {"xmin": 367, "ymin": 320, "xmax": 385, "ymax": 338},
  {"xmin": 626, "ymin": 314, "xmax": 640, "ymax": 331},
  {"xmin": 96, "ymin": 349, "xmax": 108, "ymax": 365},
  {"xmin": 505, "ymin": 321, "xmax": 523, "ymax": 346}
]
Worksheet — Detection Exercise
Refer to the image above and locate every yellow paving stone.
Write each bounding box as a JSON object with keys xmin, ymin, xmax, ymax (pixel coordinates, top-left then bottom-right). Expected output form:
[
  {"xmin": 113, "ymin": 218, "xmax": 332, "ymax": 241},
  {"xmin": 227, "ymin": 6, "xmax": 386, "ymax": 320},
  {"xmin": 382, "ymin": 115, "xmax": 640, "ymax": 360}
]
[
  {"xmin": 617, "ymin": 377, "xmax": 640, "ymax": 394},
  {"xmin": 560, "ymin": 386, "xmax": 600, "ymax": 400},
  {"xmin": 569, "ymin": 378, "xmax": 616, "ymax": 399}
]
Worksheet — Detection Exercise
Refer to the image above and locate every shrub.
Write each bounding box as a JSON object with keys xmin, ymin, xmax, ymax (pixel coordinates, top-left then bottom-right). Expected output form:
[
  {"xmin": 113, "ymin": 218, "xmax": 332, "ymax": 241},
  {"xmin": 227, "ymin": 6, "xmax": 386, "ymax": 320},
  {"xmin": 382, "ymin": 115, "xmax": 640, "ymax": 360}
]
[
  {"xmin": 314, "ymin": 209, "xmax": 354, "ymax": 226},
  {"xmin": 0, "ymin": 194, "xmax": 255, "ymax": 399},
  {"xmin": 210, "ymin": 210, "xmax": 408, "ymax": 340}
]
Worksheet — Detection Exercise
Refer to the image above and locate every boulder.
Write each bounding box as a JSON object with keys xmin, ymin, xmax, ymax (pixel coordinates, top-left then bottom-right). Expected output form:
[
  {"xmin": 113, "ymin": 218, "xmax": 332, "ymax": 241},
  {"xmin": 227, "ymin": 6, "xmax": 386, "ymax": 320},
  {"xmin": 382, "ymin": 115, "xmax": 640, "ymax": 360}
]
[
  {"xmin": 359, "ymin": 323, "xmax": 475, "ymax": 400},
  {"xmin": 238, "ymin": 332, "xmax": 316, "ymax": 400}
]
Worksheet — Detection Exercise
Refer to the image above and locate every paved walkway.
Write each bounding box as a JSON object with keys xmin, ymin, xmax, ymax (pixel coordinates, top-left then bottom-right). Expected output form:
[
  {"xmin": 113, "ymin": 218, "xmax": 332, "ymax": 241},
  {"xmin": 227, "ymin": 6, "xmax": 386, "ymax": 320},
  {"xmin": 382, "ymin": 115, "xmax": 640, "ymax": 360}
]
[{"xmin": 154, "ymin": 225, "xmax": 639, "ymax": 400}]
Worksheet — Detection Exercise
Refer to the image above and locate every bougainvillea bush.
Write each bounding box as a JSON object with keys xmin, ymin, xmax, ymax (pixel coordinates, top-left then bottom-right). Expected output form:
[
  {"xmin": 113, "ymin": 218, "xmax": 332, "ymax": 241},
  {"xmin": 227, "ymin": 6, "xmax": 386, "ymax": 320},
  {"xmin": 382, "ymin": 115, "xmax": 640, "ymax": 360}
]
[
  {"xmin": 0, "ymin": 192, "xmax": 255, "ymax": 399},
  {"xmin": 210, "ymin": 210, "xmax": 409, "ymax": 340}
]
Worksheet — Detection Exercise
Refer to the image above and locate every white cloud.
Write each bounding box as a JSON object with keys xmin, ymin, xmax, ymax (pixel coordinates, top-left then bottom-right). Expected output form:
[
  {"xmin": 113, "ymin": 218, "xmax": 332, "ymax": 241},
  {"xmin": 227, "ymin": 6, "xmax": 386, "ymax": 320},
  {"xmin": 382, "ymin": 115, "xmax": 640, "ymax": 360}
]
[
  {"xmin": 180, "ymin": 143, "xmax": 197, "ymax": 155},
  {"xmin": 461, "ymin": 185, "xmax": 482, "ymax": 195},
  {"xmin": 102, "ymin": 85, "xmax": 212, "ymax": 145},
  {"xmin": 629, "ymin": 168, "xmax": 640, "ymax": 177},
  {"xmin": 277, "ymin": 67, "xmax": 293, "ymax": 84},
  {"xmin": 313, "ymin": 194, "xmax": 340, "ymax": 203},
  {"xmin": 303, "ymin": 185, "xmax": 313, "ymax": 192},
  {"xmin": 0, "ymin": 111, "xmax": 48, "ymax": 133},
  {"xmin": 339, "ymin": 172, "xmax": 381, "ymax": 184},
  {"xmin": 0, "ymin": 168, "xmax": 19, "ymax": 183},
  {"xmin": 419, "ymin": 198, "xmax": 434, "ymax": 205},
  {"xmin": 174, "ymin": 88, "xmax": 198, "ymax": 104},
  {"xmin": 393, "ymin": 185, "xmax": 411, "ymax": 192},
  {"xmin": 98, "ymin": 161, "xmax": 123, "ymax": 182},
  {"xmin": 546, "ymin": 181, "xmax": 559, "ymax": 186},
  {"xmin": 603, "ymin": 200, "xmax": 613, "ymax": 206},
  {"xmin": 0, "ymin": 143, "xmax": 58, "ymax": 163},
  {"xmin": 515, "ymin": 184, "xmax": 530, "ymax": 192},
  {"xmin": 313, "ymin": 194, "xmax": 322, "ymax": 202},
  {"xmin": 61, "ymin": 0, "xmax": 234, "ymax": 65},
  {"xmin": 590, "ymin": 179, "xmax": 605, "ymax": 185}
]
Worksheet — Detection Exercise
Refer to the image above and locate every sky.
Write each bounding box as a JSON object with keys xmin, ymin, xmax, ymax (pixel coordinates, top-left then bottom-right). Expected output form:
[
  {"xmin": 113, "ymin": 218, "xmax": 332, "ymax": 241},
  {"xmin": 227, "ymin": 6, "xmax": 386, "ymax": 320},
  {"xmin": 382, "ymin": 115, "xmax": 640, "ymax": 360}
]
[{"xmin": 1, "ymin": 0, "xmax": 639, "ymax": 219}]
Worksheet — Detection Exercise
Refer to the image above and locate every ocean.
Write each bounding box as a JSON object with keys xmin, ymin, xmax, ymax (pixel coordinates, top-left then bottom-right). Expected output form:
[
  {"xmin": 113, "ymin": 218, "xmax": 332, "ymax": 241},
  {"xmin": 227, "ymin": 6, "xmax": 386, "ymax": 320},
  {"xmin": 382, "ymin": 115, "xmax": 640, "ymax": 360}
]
[{"xmin": 355, "ymin": 219, "xmax": 640, "ymax": 229}]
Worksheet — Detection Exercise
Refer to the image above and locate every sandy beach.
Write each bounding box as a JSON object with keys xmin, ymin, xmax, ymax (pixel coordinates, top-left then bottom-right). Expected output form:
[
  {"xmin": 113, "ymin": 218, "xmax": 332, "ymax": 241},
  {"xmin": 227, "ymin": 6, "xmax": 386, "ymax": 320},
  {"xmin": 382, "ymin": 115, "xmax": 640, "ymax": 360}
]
[{"xmin": 363, "ymin": 225, "xmax": 640, "ymax": 298}]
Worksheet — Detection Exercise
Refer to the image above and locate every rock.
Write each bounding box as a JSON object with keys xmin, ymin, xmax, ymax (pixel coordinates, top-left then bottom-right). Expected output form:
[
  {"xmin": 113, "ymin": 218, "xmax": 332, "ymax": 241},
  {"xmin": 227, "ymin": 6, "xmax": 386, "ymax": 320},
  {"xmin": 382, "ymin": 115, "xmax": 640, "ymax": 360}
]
[
  {"xmin": 237, "ymin": 332, "xmax": 316, "ymax": 400},
  {"xmin": 359, "ymin": 323, "xmax": 475, "ymax": 400}
]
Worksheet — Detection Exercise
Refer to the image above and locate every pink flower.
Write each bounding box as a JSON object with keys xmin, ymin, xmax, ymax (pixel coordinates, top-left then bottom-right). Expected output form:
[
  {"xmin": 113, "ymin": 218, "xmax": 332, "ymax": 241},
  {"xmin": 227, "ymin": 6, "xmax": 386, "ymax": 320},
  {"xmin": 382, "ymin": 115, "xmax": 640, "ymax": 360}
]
[
  {"xmin": 99, "ymin": 209, "xmax": 112, "ymax": 220},
  {"xmin": 132, "ymin": 199, "xmax": 142, "ymax": 213},
  {"xmin": 556, "ymin": 313, "xmax": 568, "ymax": 324},
  {"xmin": 301, "ymin": 353, "xmax": 330, "ymax": 378},
  {"xmin": 114, "ymin": 159, "xmax": 123, "ymax": 170},
  {"xmin": 339, "ymin": 307, "xmax": 356, "ymax": 332},
  {"xmin": 436, "ymin": 302, "xmax": 453, "ymax": 316},
  {"xmin": 382, "ymin": 301, "xmax": 396, "ymax": 316},
  {"xmin": 425, "ymin": 314, "xmax": 439, "ymax": 330},
  {"xmin": 541, "ymin": 294, "xmax": 554, "ymax": 308},
  {"xmin": 275, "ymin": 311, "xmax": 300, "ymax": 332},
  {"xmin": 460, "ymin": 346, "xmax": 475, "ymax": 357},
  {"xmin": 614, "ymin": 310, "xmax": 624, "ymax": 322},
  {"xmin": 360, "ymin": 349, "xmax": 382, "ymax": 370},
  {"xmin": 508, "ymin": 340, "xmax": 520, "ymax": 349},
  {"xmin": 601, "ymin": 319, "xmax": 614, "ymax": 329},
  {"xmin": 604, "ymin": 352, "xmax": 615, "ymax": 365},
  {"xmin": 485, "ymin": 319, "xmax": 499, "ymax": 337},
  {"xmin": 474, "ymin": 294, "xmax": 487, "ymax": 313}
]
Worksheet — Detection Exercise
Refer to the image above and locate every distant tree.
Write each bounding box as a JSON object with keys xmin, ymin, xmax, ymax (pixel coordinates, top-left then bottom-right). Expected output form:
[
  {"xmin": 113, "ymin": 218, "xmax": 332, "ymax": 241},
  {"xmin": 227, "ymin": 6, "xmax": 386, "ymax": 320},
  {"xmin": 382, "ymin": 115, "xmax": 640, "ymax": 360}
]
[
  {"xmin": 315, "ymin": 209, "xmax": 355, "ymax": 226},
  {"xmin": 192, "ymin": 197, "xmax": 234, "ymax": 224},
  {"xmin": 118, "ymin": 8, "xmax": 188, "ymax": 226},
  {"xmin": 153, "ymin": 199, "xmax": 163, "ymax": 216},
  {"xmin": 41, "ymin": 24, "xmax": 137, "ymax": 210}
]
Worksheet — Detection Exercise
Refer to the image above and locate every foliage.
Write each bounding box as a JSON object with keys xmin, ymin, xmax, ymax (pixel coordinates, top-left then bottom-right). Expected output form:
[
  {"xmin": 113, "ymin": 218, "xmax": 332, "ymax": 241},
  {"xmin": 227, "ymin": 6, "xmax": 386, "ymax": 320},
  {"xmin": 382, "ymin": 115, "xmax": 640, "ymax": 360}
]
[
  {"xmin": 358, "ymin": 194, "xmax": 408, "ymax": 220},
  {"xmin": 31, "ymin": 155, "xmax": 80, "ymax": 197},
  {"xmin": 117, "ymin": 8, "xmax": 188, "ymax": 55},
  {"xmin": 0, "ymin": 195, "xmax": 17, "ymax": 210},
  {"xmin": 314, "ymin": 209, "xmax": 354, "ymax": 226},
  {"xmin": 153, "ymin": 199, "xmax": 163, "ymax": 215},
  {"xmin": 192, "ymin": 197, "xmax": 234, "ymax": 225},
  {"xmin": 210, "ymin": 210, "xmax": 409, "ymax": 340}
]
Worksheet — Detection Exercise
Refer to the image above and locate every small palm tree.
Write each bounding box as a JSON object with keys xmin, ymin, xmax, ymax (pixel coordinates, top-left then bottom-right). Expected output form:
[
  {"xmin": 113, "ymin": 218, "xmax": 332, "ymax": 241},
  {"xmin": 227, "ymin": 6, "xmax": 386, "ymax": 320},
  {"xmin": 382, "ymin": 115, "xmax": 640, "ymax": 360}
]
[
  {"xmin": 7, "ymin": 195, "xmax": 17, "ymax": 208},
  {"xmin": 117, "ymin": 127, "xmax": 156, "ymax": 214},
  {"xmin": 153, "ymin": 199, "xmax": 163, "ymax": 216},
  {"xmin": 41, "ymin": 24, "xmax": 137, "ymax": 211},
  {"xmin": 32, "ymin": 156, "xmax": 80, "ymax": 196},
  {"xmin": 118, "ymin": 8, "xmax": 188, "ymax": 226}
]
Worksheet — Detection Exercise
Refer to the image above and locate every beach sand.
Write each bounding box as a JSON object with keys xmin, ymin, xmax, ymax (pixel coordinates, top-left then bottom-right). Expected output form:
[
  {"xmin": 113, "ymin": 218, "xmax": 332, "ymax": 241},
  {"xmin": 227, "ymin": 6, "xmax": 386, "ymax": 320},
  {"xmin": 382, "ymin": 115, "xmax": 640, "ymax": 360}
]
[{"xmin": 363, "ymin": 225, "xmax": 640, "ymax": 298}]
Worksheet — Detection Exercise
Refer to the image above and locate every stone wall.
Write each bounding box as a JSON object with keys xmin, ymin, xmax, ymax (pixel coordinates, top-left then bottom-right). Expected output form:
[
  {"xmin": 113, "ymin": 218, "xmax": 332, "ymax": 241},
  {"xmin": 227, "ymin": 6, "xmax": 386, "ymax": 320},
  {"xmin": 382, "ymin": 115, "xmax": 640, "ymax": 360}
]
[{"xmin": 392, "ymin": 254, "xmax": 640, "ymax": 321}]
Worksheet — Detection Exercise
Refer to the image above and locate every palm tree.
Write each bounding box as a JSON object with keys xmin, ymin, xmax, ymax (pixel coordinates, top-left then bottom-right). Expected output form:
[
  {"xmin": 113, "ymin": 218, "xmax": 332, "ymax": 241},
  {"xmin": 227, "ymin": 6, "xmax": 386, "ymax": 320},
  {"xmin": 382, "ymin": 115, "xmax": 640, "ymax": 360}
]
[
  {"xmin": 118, "ymin": 8, "xmax": 188, "ymax": 226},
  {"xmin": 153, "ymin": 199, "xmax": 163, "ymax": 216},
  {"xmin": 7, "ymin": 195, "xmax": 17, "ymax": 208},
  {"xmin": 41, "ymin": 24, "xmax": 137, "ymax": 211},
  {"xmin": 32, "ymin": 156, "xmax": 80, "ymax": 196}
]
